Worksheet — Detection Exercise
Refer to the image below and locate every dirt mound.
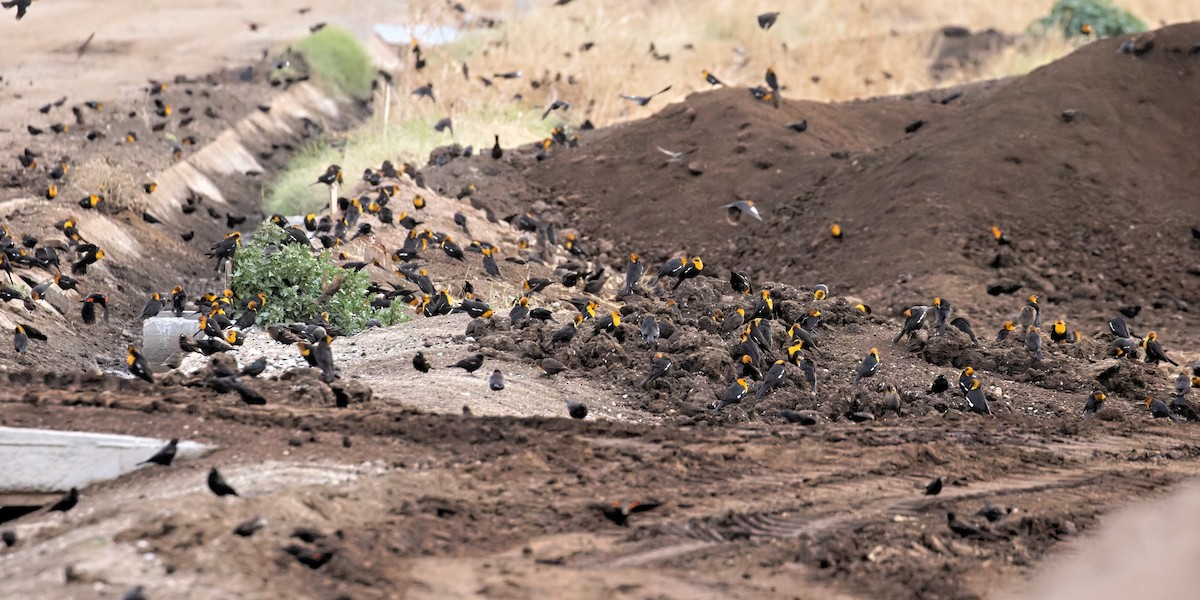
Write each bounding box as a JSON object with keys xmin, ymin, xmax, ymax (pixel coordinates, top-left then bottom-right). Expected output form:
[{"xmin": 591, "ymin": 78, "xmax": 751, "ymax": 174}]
[{"xmin": 427, "ymin": 23, "xmax": 1200, "ymax": 339}]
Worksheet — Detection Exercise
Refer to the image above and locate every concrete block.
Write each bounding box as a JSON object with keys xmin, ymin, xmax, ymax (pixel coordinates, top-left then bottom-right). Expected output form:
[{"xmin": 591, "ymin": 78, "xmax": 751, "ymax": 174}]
[
  {"xmin": 142, "ymin": 313, "xmax": 200, "ymax": 365},
  {"xmin": 0, "ymin": 426, "xmax": 213, "ymax": 493}
]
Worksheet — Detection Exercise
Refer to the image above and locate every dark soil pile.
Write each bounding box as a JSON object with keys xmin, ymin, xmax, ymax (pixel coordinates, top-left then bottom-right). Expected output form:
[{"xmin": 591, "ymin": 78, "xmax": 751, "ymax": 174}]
[{"xmin": 427, "ymin": 23, "xmax": 1200, "ymax": 338}]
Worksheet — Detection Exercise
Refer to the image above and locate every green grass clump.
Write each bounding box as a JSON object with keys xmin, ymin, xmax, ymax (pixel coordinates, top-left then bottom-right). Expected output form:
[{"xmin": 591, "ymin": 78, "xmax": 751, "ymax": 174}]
[
  {"xmin": 1033, "ymin": 0, "xmax": 1145, "ymax": 39},
  {"xmin": 231, "ymin": 222, "xmax": 408, "ymax": 334},
  {"xmin": 295, "ymin": 26, "xmax": 375, "ymax": 99}
]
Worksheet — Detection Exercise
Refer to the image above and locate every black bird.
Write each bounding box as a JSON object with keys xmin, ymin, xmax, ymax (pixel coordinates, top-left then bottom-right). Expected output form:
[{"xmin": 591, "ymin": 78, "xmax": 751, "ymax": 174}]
[
  {"xmin": 451, "ymin": 353, "xmax": 485, "ymax": 373},
  {"xmin": 1083, "ymin": 391, "xmax": 1106, "ymax": 420},
  {"xmin": 1108, "ymin": 316, "xmax": 1132, "ymax": 339},
  {"xmin": 488, "ymin": 369, "xmax": 505, "ymax": 391},
  {"xmin": 641, "ymin": 353, "xmax": 672, "ymax": 388},
  {"xmin": 434, "ymin": 117, "xmax": 453, "ymax": 135},
  {"xmin": 950, "ymin": 317, "xmax": 977, "ymax": 344},
  {"xmin": 127, "ymin": 346, "xmax": 154, "ymax": 383},
  {"xmin": 233, "ymin": 516, "xmax": 265, "ymax": 537},
  {"xmin": 412, "ymin": 82, "xmax": 435, "ymax": 102},
  {"xmin": 139, "ymin": 439, "xmax": 178, "ymax": 466},
  {"xmin": 566, "ymin": 398, "xmax": 588, "ymax": 419},
  {"xmin": 413, "ymin": 351, "xmax": 431, "ymax": 372},
  {"xmin": 946, "ymin": 512, "xmax": 993, "ymax": 539},
  {"xmin": 925, "ymin": 477, "xmax": 943, "ymax": 496},
  {"xmin": 121, "ymin": 586, "xmax": 146, "ymax": 600},
  {"xmin": 929, "ymin": 374, "xmax": 949, "ymax": 394},
  {"xmin": 491, "ymin": 135, "xmax": 503, "ymax": 160},
  {"xmin": 755, "ymin": 360, "xmax": 787, "ymax": 401},
  {"xmin": 595, "ymin": 501, "xmax": 660, "ymax": 526},
  {"xmin": 1, "ymin": 530, "xmax": 14, "ymax": 547},
  {"xmin": 3, "ymin": 0, "xmax": 31, "ymax": 20},
  {"xmin": 618, "ymin": 85, "xmax": 672, "ymax": 106},
  {"xmin": 757, "ymin": 11, "xmax": 779, "ymax": 29},
  {"xmin": 240, "ymin": 357, "xmax": 267, "ymax": 377},
  {"xmin": 541, "ymin": 99, "xmax": 572, "ymax": 120},
  {"xmin": 207, "ymin": 467, "xmax": 239, "ymax": 497},
  {"xmin": 47, "ymin": 487, "xmax": 79, "ymax": 513}
]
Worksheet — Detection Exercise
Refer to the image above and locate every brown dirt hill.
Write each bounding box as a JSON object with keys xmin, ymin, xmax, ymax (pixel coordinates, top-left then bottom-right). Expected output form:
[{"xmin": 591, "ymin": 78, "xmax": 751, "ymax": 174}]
[{"xmin": 427, "ymin": 23, "xmax": 1200, "ymax": 341}]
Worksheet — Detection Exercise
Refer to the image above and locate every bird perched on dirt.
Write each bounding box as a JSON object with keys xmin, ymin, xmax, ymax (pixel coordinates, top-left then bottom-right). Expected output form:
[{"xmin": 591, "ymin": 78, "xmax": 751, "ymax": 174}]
[
  {"xmin": 949, "ymin": 317, "xmax": 977, "ymax": 345},
  {"xmin": 80, "ymin": 293, "xmax": 108, "ymax": 325},
  {"xmin": 964, "ymin": 379, "xmax": 991, "ymax": 415},
  {"xmin": 1175, "ymin": 373, "xmax": 1194, "ymax": 400},
  {"xmin": 451, "ymin": 353, "xmax": 485, "ymax": 374},
  {"xmin": 1108, "ymin": 316, "xmax": 1133, "ymax": 339},
  {"xmin": 641, "ymin": 353, "xmax": 672, "ymax": 388},
  {"xmin": 1083, "ymin": 391, "xmax": 1106, "ymax": 420},
  {"xmin": 714, "ymin": 378, "xmax": 749, "ymax": 411},
  {"xmin": 1170, "ymin": 390, "xmax": 1199, "ymax": 421},
  {"xmin": 491, "ymin": 135, "xmax": 503, "ymax": 160},
  {"xmin": 538, "ymin": 358, "xmax": 568, "ymax": 376},
  {"xmin": 1018, "ymin": 295, "xmax": 1040, "ymax": 329},
  {"xmin": 1148, "ymin": 397, "xmax": 1183, "ymax": 421},
  {"xmin": 47, "ymin": 487, "xmax": 79, "ymax": 514},
  {"xmin": 932, "ymin": 298, "xmax": 952, "ymax": 335},
  {"xmin": 139, "ymin": 439, "xmax": 178, "ymax": 466},
  {"xmin": 882, "ymin": 383, "xmax": 902, "ymax": 417},
  {"xmin": 240, "ymin": 357, "xmax": 267, "ymax": 378},
  {"xmin": 2, "ymin": 0, "xmax": 32, "ymax": 20},
  {"xmin": 127, "ymin": 346, "xmax": 154, "ymax": 383},
  {"xmin": 412, "ymin": 351, "xmax": 431, "ymax": 373},
  {"xmin": 487, "ymin": 369, "xmax": 505, "ymax": 391},
  {"xmin": 13, "ymin": 325, "xmax": 29, "ymax": 354},
  {"xmin": 757, "ymin": 11, "xmax": 779, "ymax": 29},
  {"xmin": 729, "ymin": 271, "xmax": 752, "ymax": 295},
  {"xmin": 672, "ymin": 256, "xmax": 704, "ymax": 289},
  {"xmin": 565, "ymin": 398, "xmax": 588, "ymax": 419},
  {"xmin": 702, "ymin": 70, "xmax": 723, "ymax": 86},
  {"xmin": 1048, "ymin": 319, "xmax": 1070, "ymax": 344},
  {"xmin": 619, "ymin": 85, "xmax": 672, "ymax": 106},
  {"xmin": 617, "ymin": 253, "xmax": 643, "ymax": 298},
  {"xmin": 925, "ymin": 477, "xmax": 943, "ymax": 496},
  {"xmin": 755, "ymin": 360, "xmax": 787, "ymax": 401},
  {"xmin": 893, "ymin": 306, "xmax": 928, "ymax": 343},
  {"xmin": 207, "ymin": 232, "xmax": 241, "ymax": 272},
  {"xmin": 1142, "ymin": 331, "xmax": 1178, "ymax": 366},
  {"xmin": 854, "ymin": 348, "xmax": 880, "ymax": 385},
  {"xmin": 1025, "ymin": 327, "xmax": 1043, "ymax": 361},
  {"xmin": 207, "ymin": 467, "xmax": 239, "ymax": 497},
  {"xmin": 639, "ymin": 315, "xmax": 660, "ymax": 343}
]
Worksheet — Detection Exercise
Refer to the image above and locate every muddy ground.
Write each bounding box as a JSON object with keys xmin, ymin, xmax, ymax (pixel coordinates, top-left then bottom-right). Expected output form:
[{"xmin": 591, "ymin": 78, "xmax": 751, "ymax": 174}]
[{"xmin": 2, "ymin": 4, "xmax": 1200, "ymax": 600}]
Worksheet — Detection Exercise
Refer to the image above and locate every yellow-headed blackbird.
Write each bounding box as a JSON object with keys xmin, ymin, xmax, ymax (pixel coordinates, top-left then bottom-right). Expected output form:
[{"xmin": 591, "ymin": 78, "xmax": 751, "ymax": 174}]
[
  {"xmin": 13, "ymin": 325, "xmax": 28, "ymax": 354},
  {"xmin": 48, "ymin": 162, "xmax": 67, "ymax": 180},
  {"xmin": 757, "ymin": 11, "xmax": 779, "ymax": 29},
  {"xmin": 566, "ymin": 398, "xmax": 588, "ymax": 419},
  {"xmin": 488, "ymin": 369, "xmax": 505, "ymax": 391},
  {"xmin": 813, "ymin": 284, "xmax": 829, "ymax": 300},
  {"xmin": 715, "ymin": 378, "xmax": 750, "ymax": 411},
  {"xmin": 594, "ymin": 310, "xmax": 621, "ymax": 334},
  {"xmin": 933, "ymin": 297, "xmax": 952, "ymax": 335},
  {"xmin": 641, "ymin": 353, "xmax": 671, "ymax": 388},
  {"xmin": 45, "ymin": 184, "xmax": 58, "ymax": 200},
  {"xmin": 730, "ymin": 270, "xmax": 751, "ymax": 295},
  {"xmin": 412, "ymin": 194, "xmax": 426, "ymax": 210},
  {"xmin": 950, "ymin": 317, "xmax": 977, "ymax": 344},
  {"xmin": 169, "ymin": 285, "xmax": 187, "ymax": 317},
  {"xmin": 413, "ymin": 350, "xmax": 431, "ymax": 373},
  {"xmin": 81, "ymin": 292, "xmax": 108, "ymax": 324},
  {"xmin": 54, "ymin": 274, "xmax": 78, "ymax": 292},
  {"xmin": 786, "ymin": 341, "xmax": 805, "ymax": 365},
  {"xmin": 738, "ymin": 354, "xmax": 761, "ymax": 381},
  {"xmin": 552, "ymin": 314, "xmax": 584, "ymax": 345},
  {"xmin": 3, "ymin": 0, "xmax": 31, "ymax": 20},
  {"xmin": 703, "ymin": 70, "xmax": 723, "ymax": 86},
  {"xmin": 747, "ymin": 318, "xmax": 771, "ymax": 350},
  {"xmin": 510, "ymin": 296, "xmax": 530, "ymax": 325},
  {"xmin": 1018, "ymin": 294, "xmax": 1040, "ymax": 329},
  {"xmin": 1108, "ymin": 316, "xmax": 1132, "ymax": 338},
  {"xmin": 1080, "ymin": 23, "xmax": 1093, "ymax": 35},
  {"xmin": 882, "ymin": 383, "xmax": 901, "ymax": 417},
  {"xmin": 958, "ymin": 366, "xmax": 979, "ymax": 395},
  {"xmin": 315, "ymin": 164, "xmax": 342, "ymax": 186},
  {"xmin": 830, "ymin": 223, "xmax": 842, "ymax": 239},
  {"xmin": 1025, "ymin": 326, "xmax": 1042, "ymax": 361},
  {"xmin": 451, "ymin": 353, "xmax": 485, "ymax": 373},
  {"xmin": 893, "ymin": 306, "xmax": 928, "ymax": 343},
  {"xmin": 1050, "ymin": 319, "xmax": 1069, "ymax": 344},
  {"xmin": 206, "ymin": 232, "xmax": 241, "ymax": 272},
  {"xmin": 619, "ymin": 85, "xmax": 672, "ymax": 106},
  {"xmin": 854, "ymin": 348, "xmax": 880, "ymax": 386},
  {"xmin": 618, "ymin": 253, "xmax": 643, "ymax": 297},
  {"xmin": 672, "ymin": 257, "xmax": 703, "ymax": 290},
  {"xmin": 996, "ymin": 320, "xmax": 1016, "ymax": 343},
  {"xmin": 78, "ymin": 194, "xmax": 103, "ymax": 210},
  {"xmin": 139, "ymin": 439, "xmax": 178, "ymax": 466},
  {"xmin": 140, "ymin": 292, "xmax": 164, "ymax": 319},
  {"xmin": 70, "ymin": 245, "xmax": 103, "ymax": 275},
  {"xmin": 538, "ymin": 358, "xmax": 568, "ymax": 376},
  {"xmin": 1143, "ymin": 332, "xmax": 1178, "ymax": 366},
  {"xmin": 798, "ymin": 357, "xmax": 816, "ymax": 392},
  {"xmin": 441, "ymin": 237, "xmax": 464, "ymax": 261},
  {"xmin": 800, "ymin": 308, "xmax": 821, "ymax": 332},
  {"xmin": 965, "ymin": 379, "xmax": 991, "ymax": 415},
  {"xmin": 765, "ymin": 67, "xmax": 779, "ymax": 92},
  {"xmin": 787, "ymin": 323, "xmax": 817, "ymax": 350},
  {"xmin": 524, "ymin": 277, "xmax": 552, "ymax": 295},
  {"xmin": 721, "ymin": 307, "xmax": 746, "ymax": 333},
  {"xmin": 127, "ymin": 346, "xmax": 154, "ymax": 383},
  {"xmin": 1111, "ymin": 336, "xmax": 1137, "ymax": 358},
  {"xmin": 755, "ymin": 360, "xmax": 787, "ymax": 401},
  {"xmin": 225, "ymin": 329, "xmax": 245, "ymax": 347},
  {"xmin": 207, "ymin": 467, "xmax": 239, "ymax": 497},
  {"xmin": 750, "ymin": 289, "xmax": 773, "ymax": 320},
  {"xmin": 1083, "ymin": 391, "xmax": 1106, "ymax": 420},
  {"xmin": 1148, "ymin": 397, "xmax": 1182, "ymax": 421},
  {"xmin": 655, "ymin": 257, "xmax": 687, "ymax": 282},
  {"xmin": 143, "ymin": 182, "xmax": 157, "ymax": 194}
]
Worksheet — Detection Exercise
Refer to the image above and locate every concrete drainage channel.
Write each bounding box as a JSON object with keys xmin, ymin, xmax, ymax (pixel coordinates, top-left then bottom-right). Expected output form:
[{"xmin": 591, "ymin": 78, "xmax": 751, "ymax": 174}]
[{"xmin": 0, "ymin": 427, "xmax": 212, "ymax": 525}]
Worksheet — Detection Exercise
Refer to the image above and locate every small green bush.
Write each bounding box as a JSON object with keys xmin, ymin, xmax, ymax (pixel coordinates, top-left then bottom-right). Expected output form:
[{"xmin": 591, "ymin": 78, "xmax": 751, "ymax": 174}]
[
  {"xmin": 1033, "ymin": 0, "xmax": 1146, "ymax": 39},
  {"xmin": 231, "ymin": 223, "xmax": 407, "ymax": 334},
  {"xmin": 295, "ymin": 26, "xmax": 375, "ymax": 99}
]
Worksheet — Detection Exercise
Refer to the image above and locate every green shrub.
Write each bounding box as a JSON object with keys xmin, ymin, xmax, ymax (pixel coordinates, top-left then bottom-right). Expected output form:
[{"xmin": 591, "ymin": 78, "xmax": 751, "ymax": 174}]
[
  {"xmin": 295, "ymin": 26, "xmax": 375, "ymax": 99},
  {"xmin": 1033, "ymin": 0, "xmax": 1145, "ymax": 39},
  {"xmin": 231, "ymin": 223, "xmax": 408, "ymax": 334}
]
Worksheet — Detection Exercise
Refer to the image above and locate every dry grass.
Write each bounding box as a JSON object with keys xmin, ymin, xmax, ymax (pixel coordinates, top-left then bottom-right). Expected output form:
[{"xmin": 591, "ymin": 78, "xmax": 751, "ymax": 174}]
[{"xmin": 269, "ymin": 0, "xmax": 1197, "ymax": 213}]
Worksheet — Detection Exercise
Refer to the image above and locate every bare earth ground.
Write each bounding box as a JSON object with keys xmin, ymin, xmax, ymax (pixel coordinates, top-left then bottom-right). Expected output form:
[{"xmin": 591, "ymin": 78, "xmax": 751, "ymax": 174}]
[{"xmin": 2, "ymin": 3, "xmax": 1200, "ymax": 600}]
